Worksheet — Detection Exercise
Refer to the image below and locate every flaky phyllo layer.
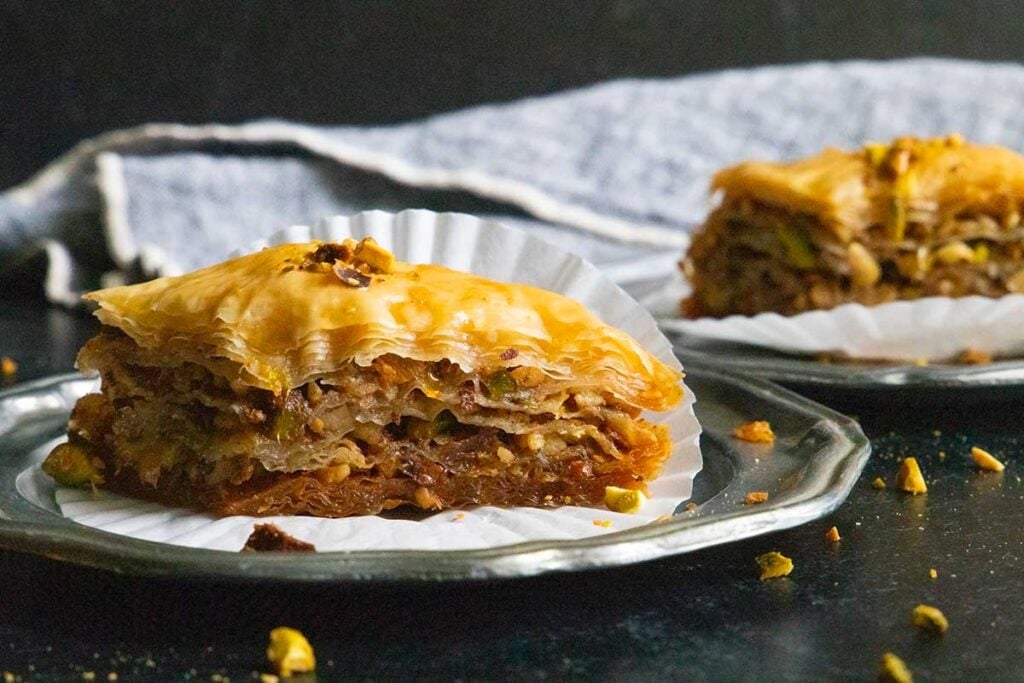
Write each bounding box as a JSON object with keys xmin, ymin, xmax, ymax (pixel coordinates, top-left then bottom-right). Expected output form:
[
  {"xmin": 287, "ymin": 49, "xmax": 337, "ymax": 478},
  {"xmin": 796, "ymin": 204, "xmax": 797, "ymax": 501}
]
[
  {"xmin": 683, "ymin": 135, "xmax": 1024, "ymax": 317},
  {"xmin": 44, "ymin": 238, "xmax": 683, "ymax": 517}
]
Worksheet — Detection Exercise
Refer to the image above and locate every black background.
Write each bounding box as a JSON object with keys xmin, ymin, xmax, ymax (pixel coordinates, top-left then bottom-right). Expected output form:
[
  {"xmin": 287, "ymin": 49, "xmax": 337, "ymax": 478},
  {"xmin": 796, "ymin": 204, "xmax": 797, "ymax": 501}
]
[{"xmin": 3, "ymin": 1, "xmax": 1024, "ymax": 189}]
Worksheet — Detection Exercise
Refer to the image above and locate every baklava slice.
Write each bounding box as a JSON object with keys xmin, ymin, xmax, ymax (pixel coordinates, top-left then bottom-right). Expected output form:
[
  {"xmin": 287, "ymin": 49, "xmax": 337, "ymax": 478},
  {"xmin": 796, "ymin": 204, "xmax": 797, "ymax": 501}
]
[
  {"xmin": 43, "ymin": 238, "xmax": 683, "ymax": 517},
  {"xmin": 682, "ymin": 135, "xmax": 1024, "ymax": 317}
]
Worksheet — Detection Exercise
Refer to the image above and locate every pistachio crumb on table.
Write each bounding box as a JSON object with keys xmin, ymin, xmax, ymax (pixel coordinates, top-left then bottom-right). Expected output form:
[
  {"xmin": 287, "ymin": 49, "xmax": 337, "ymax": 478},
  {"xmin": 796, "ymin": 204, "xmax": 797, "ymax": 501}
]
[
  {"xmin": 971, "ymin": 446, "xmax": 1005, "ymax": 472},
  {"xmin": 896, "ymin": 457, "xmax": 927, "ymax": 494}
]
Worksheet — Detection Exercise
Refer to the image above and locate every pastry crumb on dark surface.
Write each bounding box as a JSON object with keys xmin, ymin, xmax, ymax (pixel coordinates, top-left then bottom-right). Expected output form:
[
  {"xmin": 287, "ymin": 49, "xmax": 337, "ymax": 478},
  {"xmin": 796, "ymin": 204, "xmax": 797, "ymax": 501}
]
[
  {"xmin": 895, "ymin": 457, "xmax": 927, "ymax": 494},
  {"xmin": 266, "ymin": 627, "xmax": 316, "ymax": 677},
  {"xmin": 911, "ymin": 604, "xmax": 949, "ymax": 635},
  {"xmin": 242, "ymin": 524, "xmax": 316, "ymax": 552},
  {"xmin": 878, "ymin": 652, "xmax": 913, "ymax": 683},
  {"xmin": 971, "ymin": 446, "xmax": 1005, "ymax": 472},
  {"xmin": 824, "ymin": 526, "xmax": 840, "ymax": 542},
  {"xmin": 755, "ymin": 551, "xmax": 793, "ymax": 580}
]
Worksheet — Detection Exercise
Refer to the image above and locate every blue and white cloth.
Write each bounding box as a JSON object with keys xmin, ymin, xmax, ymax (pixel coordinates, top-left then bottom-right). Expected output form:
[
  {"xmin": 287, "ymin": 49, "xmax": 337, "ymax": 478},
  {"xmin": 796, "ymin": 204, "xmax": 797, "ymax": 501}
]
[{"xmin": 4, "ymin": 58, "xmax": 1024, "ymax": 305}]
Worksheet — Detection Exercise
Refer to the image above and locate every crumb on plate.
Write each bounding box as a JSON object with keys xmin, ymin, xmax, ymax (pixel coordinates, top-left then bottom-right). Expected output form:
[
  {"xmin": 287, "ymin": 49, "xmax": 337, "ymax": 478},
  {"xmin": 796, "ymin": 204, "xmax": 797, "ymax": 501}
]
[
  {"xmin": 733, "ymin": 420, "xmax": 775, "ymax": 443},
  {"xmin": 592, "ymin": 519, "xmax": 613, "ymax": 528},
  {"xmin": 879, "ymin": 652, "xmax": 913, "ymax": 683},
  {"xmin": 41, "ymin": 442, "xmax": 105, "ymax": 488},
  {"xmin": 242, "ymin": 524, "xmax": 316, "ymax": 552},
  {"xmin": 755, "ymin": 551, "xmax": 793, "ymax": 580},
  {"xmin": 971, "ymin": 446, "xmax": 1005, "ymax": 472},
  {"xmin": 872, "ymin": 477, "xmax": 886, "ymax": 490},
  {"xmin": 743, "ymin": 491, "xmax": 769, "ymax": 505},
  {"xmin": 896, "ymin": 457, "xmax": 927, "ymax": 494},
  {"xmin": 267, "ymin": 627, "xmax": 315, "ymax": 678},
  {"xmin": 912, "ymin": 604, "xmax": 949, "ymax": 635},
  {"xmin": 604, "ymin": 485, "xmax": 647, "ymax": 514}
]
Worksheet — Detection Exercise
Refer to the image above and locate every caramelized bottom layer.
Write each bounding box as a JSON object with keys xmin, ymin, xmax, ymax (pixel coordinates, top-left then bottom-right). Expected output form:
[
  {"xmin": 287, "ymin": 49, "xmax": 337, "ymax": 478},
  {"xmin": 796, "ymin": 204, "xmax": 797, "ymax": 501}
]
[{"xmin": 97, "ymin": 456, "xmax": 644, "ymax": 518}]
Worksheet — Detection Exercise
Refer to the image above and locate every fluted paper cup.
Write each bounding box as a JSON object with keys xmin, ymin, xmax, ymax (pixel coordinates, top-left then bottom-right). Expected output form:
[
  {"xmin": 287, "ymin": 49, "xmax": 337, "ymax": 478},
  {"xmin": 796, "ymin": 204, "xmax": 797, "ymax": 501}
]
[
  {"xmin": 46, "ymin": 210, "xmax": 702, "ymax": 552},
  {"xmin": 645, "ymin": 268, "xmax": 1024, "ymax": 361}
]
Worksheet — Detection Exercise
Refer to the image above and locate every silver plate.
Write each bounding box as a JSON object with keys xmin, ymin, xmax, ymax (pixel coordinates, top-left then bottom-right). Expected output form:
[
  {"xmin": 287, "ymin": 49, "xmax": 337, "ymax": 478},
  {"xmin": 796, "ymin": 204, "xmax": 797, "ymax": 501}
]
[
  {"xmin": 0, "ymin": 371, "xmax": 869, "ymax": 582},
  {"xmin": 674, "ymin": 340, "xmax": 1024, "ymax": 391}
]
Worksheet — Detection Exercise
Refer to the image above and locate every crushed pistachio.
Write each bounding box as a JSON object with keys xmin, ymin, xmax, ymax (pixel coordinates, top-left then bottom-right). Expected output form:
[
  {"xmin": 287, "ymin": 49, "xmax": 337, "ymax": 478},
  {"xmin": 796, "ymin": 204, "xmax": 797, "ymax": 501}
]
[
  {"xmin": 332, "ymin": 264, "xmax": 371, "ymax": 288},
  {"xmin": 896, "ymin": 457, "xmax": 927, "ymax": 495},
  {"xmin": 957, "ymin": 348, "xmax": 992, "ymax": 365},
  {"xmin": 879, "ymin": 652, "xmax": 913, "ymax": 683},
  {"xmin": 733, "ymin": 420, "xmax": 775, "ymax": 443},
  {"xmin": 1008, "ymin": 267, "xmax": 1024, "ymax": 293},
  {"xmin": 872, "ymin": 477, "xmax": 887, "ymax": 490},
  {"xmin": 932, "ymin": 240, "xmax": 976, "ymax": 265},
  {"xmin": 848, "ymin": 242, "xmax": 881, "ymax": 287},
  {"xmin": 485, "ymin": 370, "xmax": 517, "ymax": 399},
  {"xmin": 42, "ymin": 441, "xmax": 105, "ymax": 487},
  {"xmin": 775, "ymin": 223, "xmax": 817, "ymax": 269},
  {"xmin": 743, "ymin": 491, "xmax": 769, "ymax": 505},
  {"xmin": 414, "ymin": 486, "xmax": 443, "ymax": 510},
  {"xmin": 825, "ymin": 526, "xmax": 841, "ymax": 543},
  {"xmin": 971, "ymin": 446, "xmax": 1005, "ymax": 472},
  {"xmin": 353, "ymin": 237, "xmax": 395, "ymax": 273},
  {"xmin": 912, "ymin": 604, "xmax": 949, "ymax": 635},
  {"xmin": 266, "ymin": 627, "xmax": 315, "ymax": 678},
  {"xmin": 314, "ymin": 463, "xmax": 351, "ymax": 485},
  {"xmin": 604, "ymin": 486, "xmax": 647, "ymax": 514},
  {"xmin": 755, "ymin": 551, "xmax": 793, "ymax": 580}
]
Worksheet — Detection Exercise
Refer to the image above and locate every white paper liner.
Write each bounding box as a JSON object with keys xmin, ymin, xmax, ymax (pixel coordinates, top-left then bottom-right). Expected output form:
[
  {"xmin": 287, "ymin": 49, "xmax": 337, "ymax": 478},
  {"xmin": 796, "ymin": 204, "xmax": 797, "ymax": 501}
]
[
  {"xmin": 642, "ymin": 268, "xmax": 1024, "ymax": 361},
  {"xmin": 49, "ymin": 210, "xmax": 702, "ymax": 552}
]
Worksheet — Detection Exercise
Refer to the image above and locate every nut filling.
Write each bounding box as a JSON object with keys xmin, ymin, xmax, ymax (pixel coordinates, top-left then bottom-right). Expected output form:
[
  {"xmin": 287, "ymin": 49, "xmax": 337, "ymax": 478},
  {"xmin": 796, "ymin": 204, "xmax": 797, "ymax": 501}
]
[{"xmin": 49, "ymin": 331, "xmax": 670, "ymax": 517}]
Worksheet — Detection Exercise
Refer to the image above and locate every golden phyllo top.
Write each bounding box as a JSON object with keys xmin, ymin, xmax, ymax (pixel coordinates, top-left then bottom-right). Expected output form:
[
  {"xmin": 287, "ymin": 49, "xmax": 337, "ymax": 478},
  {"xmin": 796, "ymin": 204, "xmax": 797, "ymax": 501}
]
[
  {"xmin": 712, "ymin": 135, "xmax": 1024, "ymax": 241},
  {"xmin": 85, "ymin": 238, "xmax": 682, "ymax": 411}
]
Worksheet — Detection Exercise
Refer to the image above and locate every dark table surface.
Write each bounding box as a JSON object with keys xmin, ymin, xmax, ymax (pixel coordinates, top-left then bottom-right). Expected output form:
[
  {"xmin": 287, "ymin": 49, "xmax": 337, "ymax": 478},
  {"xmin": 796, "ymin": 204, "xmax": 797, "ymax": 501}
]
[
  {"xmin": 6, "ymin": 4, "xmax": 1024, "ymax": 678},
  {"xmin": 2, "ymin": 300, "xmax": 1022, "ymax": 682}
]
